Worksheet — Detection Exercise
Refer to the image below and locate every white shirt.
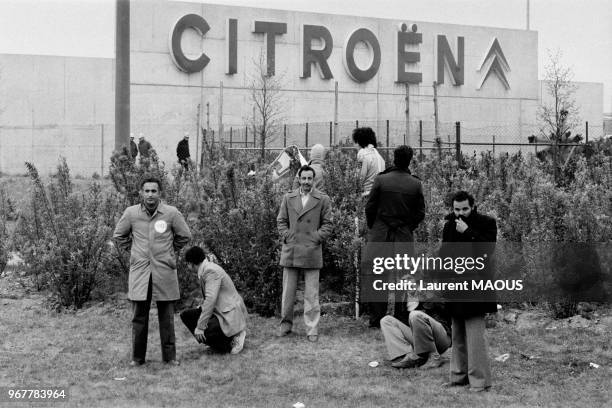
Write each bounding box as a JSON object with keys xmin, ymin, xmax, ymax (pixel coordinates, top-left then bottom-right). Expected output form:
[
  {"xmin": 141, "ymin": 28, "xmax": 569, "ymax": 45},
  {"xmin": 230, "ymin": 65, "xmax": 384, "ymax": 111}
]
[{"xmin": 300, "ymin": 188, "xmax": 311, "ymax": 208}]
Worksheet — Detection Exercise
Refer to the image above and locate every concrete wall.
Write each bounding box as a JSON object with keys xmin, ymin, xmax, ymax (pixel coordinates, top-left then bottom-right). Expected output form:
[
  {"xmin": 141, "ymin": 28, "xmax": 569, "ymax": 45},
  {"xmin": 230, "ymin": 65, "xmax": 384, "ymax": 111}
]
[
  {"xmin": 129, "ymin": 0, "xmax": 541, "ymax": 162},
  {"xmin": 0, "ymin": 2, "xmax": 605, "ymax": 176},
  {"xmin": 0, "ymin": 54, "xmax": 114, "ymax": 176}
]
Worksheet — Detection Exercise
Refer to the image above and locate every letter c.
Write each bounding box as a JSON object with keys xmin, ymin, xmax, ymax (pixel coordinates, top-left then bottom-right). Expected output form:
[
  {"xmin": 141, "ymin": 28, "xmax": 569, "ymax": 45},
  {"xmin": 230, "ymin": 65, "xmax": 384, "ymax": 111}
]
[{"xmin": 170, "ymin": 14, "xmax": 210, "ymax": 73}]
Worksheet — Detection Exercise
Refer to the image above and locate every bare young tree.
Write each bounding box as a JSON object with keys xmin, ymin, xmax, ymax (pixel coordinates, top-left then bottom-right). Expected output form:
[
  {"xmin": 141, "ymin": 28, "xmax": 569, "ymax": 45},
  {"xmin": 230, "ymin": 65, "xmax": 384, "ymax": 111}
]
[
  {"xmin": 247, "ymin": 50, "xmax": 286, "ymax": 161},
  {"xmin": 536, "ymin": 50, "xmax": 581, "ymax": 184},
  {"xmin": 538, "ymin": 49, "xmax": 581, "ymax": 141}
]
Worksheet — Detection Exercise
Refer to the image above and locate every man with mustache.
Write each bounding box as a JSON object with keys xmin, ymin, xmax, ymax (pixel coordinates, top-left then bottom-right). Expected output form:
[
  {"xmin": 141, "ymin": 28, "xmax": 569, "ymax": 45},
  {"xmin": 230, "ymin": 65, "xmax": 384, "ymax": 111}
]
[
  {"xmin": 440, "ymin": 191, "xmax": 497, "ymax": 392},
  {"xmin": 114, "ymin": 176, "xmax": 191, "ymax": 366},
  {"xmin": 277, "ymin": 165, "xmax": 333, "ymax": 342}
]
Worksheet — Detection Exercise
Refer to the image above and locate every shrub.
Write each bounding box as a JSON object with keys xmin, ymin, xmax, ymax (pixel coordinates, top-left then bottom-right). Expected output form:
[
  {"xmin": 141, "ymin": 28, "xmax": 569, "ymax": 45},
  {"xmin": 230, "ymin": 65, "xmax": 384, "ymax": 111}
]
[{"xmin": 15, "ymin": 159, "xmax": 124, "ymax": 309}]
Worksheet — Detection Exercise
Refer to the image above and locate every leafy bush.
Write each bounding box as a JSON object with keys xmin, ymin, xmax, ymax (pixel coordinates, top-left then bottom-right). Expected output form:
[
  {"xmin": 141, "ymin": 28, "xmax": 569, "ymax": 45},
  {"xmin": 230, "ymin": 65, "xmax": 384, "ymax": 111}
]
[
  {"xmin": 15, "ymin": 159, "xmax": 124, "ymax": 309},
  {"xmin": 0, "ymin": 187, "xmax": 12, "ymax": 273}
]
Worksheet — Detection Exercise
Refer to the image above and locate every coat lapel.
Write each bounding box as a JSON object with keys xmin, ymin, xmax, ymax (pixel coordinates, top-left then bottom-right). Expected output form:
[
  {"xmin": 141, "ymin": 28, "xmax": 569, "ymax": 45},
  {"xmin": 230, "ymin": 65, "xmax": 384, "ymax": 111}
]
[
  {"xmin": 298, "ymin": 189, "xmax": 321, "ymax": 218},
  {"xmin": 287, "ymin": 191, "xmax": 302, "ymax": 215}
]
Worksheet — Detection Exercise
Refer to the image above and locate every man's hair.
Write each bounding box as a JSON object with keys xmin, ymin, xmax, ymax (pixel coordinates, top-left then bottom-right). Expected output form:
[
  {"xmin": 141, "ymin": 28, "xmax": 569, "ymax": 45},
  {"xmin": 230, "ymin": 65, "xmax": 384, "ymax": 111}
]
[
  {"xmin": 393, "ymin": 145, "xmax": 413, "ymax": 169},
  {"xmin": 185, "ymin": 246, "xmax": 206, "ymax": 265},
  {"xmin": 298, "ymin": 165, "xmax": 316, "ymax": 178},
  {"xmin": 452, "ymin": 190, "xmax": 475, "ymax": 207},
  {"xmin": 140, "ymin": 176, "xmax": 162, "ymax": 190},
  {"xmin": 352, "ymin": 127, "xmax": 377, "ymax": 148}
]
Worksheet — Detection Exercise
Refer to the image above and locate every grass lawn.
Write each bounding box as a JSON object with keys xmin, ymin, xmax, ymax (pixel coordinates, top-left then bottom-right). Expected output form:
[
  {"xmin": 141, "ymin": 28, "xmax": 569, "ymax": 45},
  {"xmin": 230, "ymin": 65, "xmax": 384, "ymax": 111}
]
[{"xmin": 1, "ymin": 270, "xmax": 611, "ymax": 408}]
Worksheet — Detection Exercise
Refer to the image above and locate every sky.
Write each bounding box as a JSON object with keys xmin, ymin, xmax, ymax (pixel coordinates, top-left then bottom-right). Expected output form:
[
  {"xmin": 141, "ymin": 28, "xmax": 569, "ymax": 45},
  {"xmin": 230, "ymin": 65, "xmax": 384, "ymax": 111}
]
[{"xmin": 0, "ymin": 0, "xmax": 610, "ymax": 111}]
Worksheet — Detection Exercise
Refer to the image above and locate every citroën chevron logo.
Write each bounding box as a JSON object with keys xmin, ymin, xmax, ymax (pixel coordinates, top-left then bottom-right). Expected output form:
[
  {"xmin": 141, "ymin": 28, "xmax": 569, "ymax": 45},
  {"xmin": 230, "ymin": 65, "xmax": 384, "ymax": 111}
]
[{"xmin": 477, "ymin": 38, "xmax": 510, "ymax": 90}]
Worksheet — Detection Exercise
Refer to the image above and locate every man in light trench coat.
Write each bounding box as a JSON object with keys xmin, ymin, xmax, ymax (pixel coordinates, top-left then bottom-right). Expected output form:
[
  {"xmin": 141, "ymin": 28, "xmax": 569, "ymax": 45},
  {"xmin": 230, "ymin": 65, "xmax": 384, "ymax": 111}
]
[
  {"xmin": 277, "ymin": 165, "xmax": 333, "ymax": 342},
  {"xmin": 114, "ymin": 176, "xmax": 191, "ymax": 366}
]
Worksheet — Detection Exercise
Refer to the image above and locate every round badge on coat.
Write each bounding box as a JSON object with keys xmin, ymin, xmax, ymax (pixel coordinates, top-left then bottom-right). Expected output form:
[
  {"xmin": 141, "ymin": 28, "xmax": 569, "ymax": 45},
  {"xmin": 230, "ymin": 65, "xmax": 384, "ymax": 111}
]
[{"xmin": 154, "ymin": 220, "xmax": 168, "ymax": 233}]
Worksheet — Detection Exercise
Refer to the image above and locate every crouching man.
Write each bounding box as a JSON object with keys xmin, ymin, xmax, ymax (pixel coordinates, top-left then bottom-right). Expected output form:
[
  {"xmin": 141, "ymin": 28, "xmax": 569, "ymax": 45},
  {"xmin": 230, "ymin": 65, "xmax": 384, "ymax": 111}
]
[
  {"xmin": 382, "ymin": 301, "xmax": 451, "ymax": 369},
  {"xmin": 180, "ymin": 246, "xmax": 248, "ymax": 354}
]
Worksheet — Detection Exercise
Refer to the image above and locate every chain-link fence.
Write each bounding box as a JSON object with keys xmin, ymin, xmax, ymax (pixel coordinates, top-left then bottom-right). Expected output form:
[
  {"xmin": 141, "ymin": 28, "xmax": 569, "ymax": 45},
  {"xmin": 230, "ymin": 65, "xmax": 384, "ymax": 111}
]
[
  {"xmin": 0, "ymin": 120, "xmax": 604, "ymax": 176},
  {"xmin": 218, "ymin": 120, "xmax": 603, "ymax": 156}
]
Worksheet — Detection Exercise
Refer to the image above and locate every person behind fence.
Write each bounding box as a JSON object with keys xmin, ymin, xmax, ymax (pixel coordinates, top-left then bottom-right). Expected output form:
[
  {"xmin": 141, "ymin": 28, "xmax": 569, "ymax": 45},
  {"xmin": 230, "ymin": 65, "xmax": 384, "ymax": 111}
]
[
  {"xmin": 382, "ymin": 297, "xmax": 451, "ymax": 370},
  {"xmin": 353, "ymin": 127, "xmax": 385, "ymax": 197},
  {"xmin": 176, "ymin": 132, "xmax": 191, "ymax": 171},
  {"xmin": 439, "ymin": 190, "xmax": 497, "ymax": 392},
  {"xmin": 113, "ymin": 176, "xmax": 192, "ymax": 367},
  {"xmin": 277, "ymin": 165, "xmax": 333, "ymax": 342},
  {"xmin": 179, "ymin": 246, "xmax": 248, "ymax": 354},
  {"xmin": 292, "ymin": 144, "xmax": 327, "ymax": 191},
  {"xmin": 130, "ymin": 133, "xmax": 138, "ymax": 161},
  {"xmin": 138, "ymin": 134, "xmax": 152, "ymax": 158},
  {"xmin": 364, "ymin": 145, "xmax": 425, "ymax": 328}
]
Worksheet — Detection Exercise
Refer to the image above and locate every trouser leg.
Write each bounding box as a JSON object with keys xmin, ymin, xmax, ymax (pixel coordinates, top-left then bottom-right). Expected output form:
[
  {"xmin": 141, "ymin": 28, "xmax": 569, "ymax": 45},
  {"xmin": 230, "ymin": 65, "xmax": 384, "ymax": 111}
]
[
  {"xmin": 303, "ymin": 268, "xmax": 320, "ymax": 336},
  {"xmin": 465, "ymin": 315, "xmax": 491, "ymax": 389},
  {"xmin": 179, "ymin": 307, "xmax": 200, "ymax": 336},
  {"xmin": 131, "ymin": 277, "xmax": 153, "ymax": 363},
  {"xmin": 157, "ymin": 300, "xmax": 176, "ymax": 362},
  {"xmin": 409, "ymin": 311, "xmax": 451, "ymax": 357},
  {"xmin": 180, "ymin": 308, "xmax": 232, "ymax": 352},
  {"xmin": 450, "ymin": 317, "xmax": 469, "ymax": 384},
  {"xmin": 280, "ymin": 267, "xmax": 299, "ymax": 331},
  {"xmin": 204, "ymin": 315, "xmax": 233, "ymax": 353},
  {"xmin": 380, "ymin": 315, "xmax": 414, "ymax": 360}
]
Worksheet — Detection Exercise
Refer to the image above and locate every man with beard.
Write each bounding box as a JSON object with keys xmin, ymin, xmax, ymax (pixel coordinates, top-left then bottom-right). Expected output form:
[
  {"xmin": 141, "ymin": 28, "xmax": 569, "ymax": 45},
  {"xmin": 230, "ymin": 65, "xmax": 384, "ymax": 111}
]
[{"xmin": 440, "ymin": 191, "xmax": 497, "ymax": 392}]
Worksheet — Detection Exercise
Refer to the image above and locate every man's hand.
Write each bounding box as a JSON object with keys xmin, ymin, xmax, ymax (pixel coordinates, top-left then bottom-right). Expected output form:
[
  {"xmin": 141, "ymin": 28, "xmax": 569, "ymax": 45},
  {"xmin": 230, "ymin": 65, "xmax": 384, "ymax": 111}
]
[
  {"xmin": 455, "ymin": 218, "xmax": 468, "ymax": 233},
  {"xmin": 194, "ymin": 328, "xmax": 206, "ymax": 344}
]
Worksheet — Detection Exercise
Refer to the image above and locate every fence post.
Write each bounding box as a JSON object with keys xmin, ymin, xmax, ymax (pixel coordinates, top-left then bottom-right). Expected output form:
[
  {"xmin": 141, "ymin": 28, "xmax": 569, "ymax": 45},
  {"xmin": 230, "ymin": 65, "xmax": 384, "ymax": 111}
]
[
  {"xmin": 455, "ymin": 121, "xmax": 461, "ymax": 165},
  {"xmin": 329, "ymin": 121, "xmax": 332, "ymax": 147},
  {"xmin": 100, "ymin": 124, "xmax": 104, "ymax": 177},
  {"xmin": 229, "ymin": 127, "xmax": 233, "ymax": 159},
  {"xmin": 284, "ymin": 124, "xmax": 287, "ymax": 147},
  {"xmin": 356, "ymin": 120, "xmax": 359, "ymax": 128},
  {"xmin": 386, "ymin": 119, "xmax": 390, "ymax": 161},
  {"xmin": 245, "ymin": 126, "xmax": 248, "ymax": 148},
  {"xmin": 585, "ymin": 121, "xmax": 589, "ymax": 143},
  {"xmin": 418, "ymin": 120, "xmax": 423, "ymax": 160},
  {"xmin": 492, "ymin": 135, "xmax": 495, "ymax": 156},
  {"xmin": 305, "ymin": 122, "xmax": 309, "ymax": 148}
]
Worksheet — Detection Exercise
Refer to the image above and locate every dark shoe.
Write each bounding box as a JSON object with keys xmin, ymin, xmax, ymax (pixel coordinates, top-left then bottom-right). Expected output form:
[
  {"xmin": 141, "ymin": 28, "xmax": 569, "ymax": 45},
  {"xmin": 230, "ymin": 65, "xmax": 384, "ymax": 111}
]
[
  {"xmin": 388, "ymin": 354, "xmax": 407, "ymax": 364},
  {"xmin": 419, "ymin": 354, "xmax": 446, "ymax": 369},
  {"xmin": 129, "ymin": 360, "xmax": 144, "ymax": 367},
  {"xmin": 442, "ymin": 381, "xmax": 469, "ymax": 388},
  {"xmin": 307, "ymin": 335, "xmax": 318, "ymax": 342},
  {"xmin": 277, "ymin": 328, "xmax": 292, "ymax": 337},
  {"xmin": 165, "ymin": 360, "xmax": 180, "ymax": 366},
  {"xmin": 468, "ymin": 386, "xmax": 491, "ymax": 393},
  {"xmin": 391, "ymin": 353, "xmax": 426, "ymax": 369}
]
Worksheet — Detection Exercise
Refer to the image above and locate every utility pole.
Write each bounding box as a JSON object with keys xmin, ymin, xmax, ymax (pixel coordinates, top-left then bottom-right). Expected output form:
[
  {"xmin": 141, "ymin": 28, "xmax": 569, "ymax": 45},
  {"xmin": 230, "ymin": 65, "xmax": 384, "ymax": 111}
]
[
  {"xmin": 526, "ymin": 0, "xmax": 530, "ymax": 30},
  {"xmin": 115, "ymin": 0, "xmax": 130, "ymax": 151}
]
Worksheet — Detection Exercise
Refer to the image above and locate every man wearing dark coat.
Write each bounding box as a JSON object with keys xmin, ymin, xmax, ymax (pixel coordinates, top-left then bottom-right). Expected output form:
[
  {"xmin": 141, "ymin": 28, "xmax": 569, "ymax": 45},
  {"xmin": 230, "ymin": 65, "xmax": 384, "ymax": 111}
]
[
  {"xmin": 277, "ymin": 165, "xmax": 333, "ymax": 342},
  {"xmin": 176, "ymin": 132, "xmax": 190, "ymax": 171},
  {"xmin": 364, "ymin": 145, "xmax": 425, "ymax": 327},
  {"xmin": 439, "ymin": 190, "xmax": 497, "ymax": 392},
  {"xmin": 130, "ymin": 134, "xmax": 138, "ymax": 161},
  {"xmin": 138, "ymin": 135, "xmax": 152, "ymax": 158}
]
